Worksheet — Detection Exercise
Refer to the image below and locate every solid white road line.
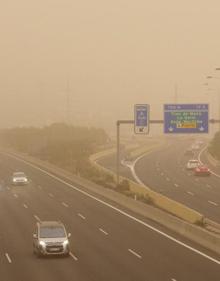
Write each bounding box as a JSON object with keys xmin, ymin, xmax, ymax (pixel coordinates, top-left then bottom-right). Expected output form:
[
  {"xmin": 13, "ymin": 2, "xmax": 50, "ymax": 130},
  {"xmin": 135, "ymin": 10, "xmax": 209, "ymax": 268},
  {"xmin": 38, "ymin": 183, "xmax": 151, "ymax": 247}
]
[
  {"xmin": 70, "ymin": 252, "xmax": 78, "ymax": 261},
  {"xmin": 198, "ymin": 145, "xmax": 220, "ymax": 178},
  {"xmin": 23, "ymin": 204, "xmax": 28, "ymax": 209},
  {"xmin": 34, "ymin": 215, "xmax": 41, "ymax": 222},
  {"xmin": 78, "ymin": 213, "xmax": 86, "ymax": 220},
  {"xmin": 6, "ymin": 152, "xmax": 220, "ymax": 265},
  {"xmin": 187, "ymin": 191, "xmax": 194, "ymax": 196},
  {"xmin": 128, "ymin": 249, "xmax": 142, "ymax": 259},
  {"xmin": 62, "ymin": 202, "xmax": 69, "ymax": 208},
  {"xmin": 99, "ymin": 228, "xmax": 108, "ymax": 235},
  {"xmin": 208, "ymin": 201, "xmax": 218, "ymax": 207},
  {"xmin": 5, "ymin": 253, "xmax": 12, "ymax": 264}
]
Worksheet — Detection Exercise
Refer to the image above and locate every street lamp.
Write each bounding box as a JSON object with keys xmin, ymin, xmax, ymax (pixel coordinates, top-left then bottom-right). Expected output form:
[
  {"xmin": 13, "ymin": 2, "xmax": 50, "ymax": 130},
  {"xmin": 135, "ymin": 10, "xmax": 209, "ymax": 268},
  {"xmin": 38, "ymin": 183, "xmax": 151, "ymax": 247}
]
[{"xmin": 206, "ymin": 75, "xmax": 220, "ymax": 131}]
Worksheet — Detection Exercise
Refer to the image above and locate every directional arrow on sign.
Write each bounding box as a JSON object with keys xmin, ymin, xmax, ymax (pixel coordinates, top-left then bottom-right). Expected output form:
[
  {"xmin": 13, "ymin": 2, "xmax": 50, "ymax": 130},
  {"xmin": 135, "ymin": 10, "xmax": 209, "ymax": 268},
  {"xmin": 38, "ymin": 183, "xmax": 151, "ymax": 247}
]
[{"xmin": 168, "ymin": 127, "xmax": 174, "ymax": 132}]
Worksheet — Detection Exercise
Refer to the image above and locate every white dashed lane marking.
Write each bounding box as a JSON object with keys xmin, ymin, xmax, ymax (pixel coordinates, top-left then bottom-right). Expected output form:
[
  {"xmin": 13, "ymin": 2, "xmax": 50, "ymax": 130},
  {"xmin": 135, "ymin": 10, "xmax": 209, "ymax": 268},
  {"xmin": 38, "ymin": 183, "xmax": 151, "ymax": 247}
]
[
  {"xmin": 78, "ymin": 213, "xmax": 86, "ymax": 220},
  {"xmin": 34, "ymin": 215, "xmax": 41, "ymax": 222},
  {"xmin": 208, "ymin": 201, "xmax": 218, "ymax": 206},
  {"xmin": 13, "ymin": 193, "xmax": 18, "ymax": 198},
  {"xmin": 128, "ymin": 249, "xmax": 142, "ymax": 259},
  {"xmin": 49, "ymin": 193, "xmax": 54, "ymax": 198},
  {"xmin": 70, "ymin": 252, "xmax": 78, "ymax": 261},
  {"xmin": 62, "ymin": 202, "xmax": 69, "ymax": 208},
  {"xmin": 187, "ymin": 191, "xmax": 194, "ymax": 196},
  {"xmin": 99, "ymin": 228, "xmax": 108, "ymax": 236},
  {"xmin": 23, "ymin": 204, "xmax": 28, "ymax": 209},
  {"xmin": 5, "ymin": 253, "xmax": 12, "ymax": 264}
]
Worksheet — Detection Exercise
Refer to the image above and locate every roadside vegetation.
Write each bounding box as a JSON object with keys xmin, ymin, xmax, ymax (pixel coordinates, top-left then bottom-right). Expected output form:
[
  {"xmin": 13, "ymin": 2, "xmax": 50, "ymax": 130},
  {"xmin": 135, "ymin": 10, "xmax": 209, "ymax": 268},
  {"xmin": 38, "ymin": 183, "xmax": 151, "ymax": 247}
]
[
  {"xmin": 208, "ymin": 131, "xmax": 220, "ymax": 160},
  {"xmin": 0, "ymin": 123, "xmax": 153, "ymax": 205}
]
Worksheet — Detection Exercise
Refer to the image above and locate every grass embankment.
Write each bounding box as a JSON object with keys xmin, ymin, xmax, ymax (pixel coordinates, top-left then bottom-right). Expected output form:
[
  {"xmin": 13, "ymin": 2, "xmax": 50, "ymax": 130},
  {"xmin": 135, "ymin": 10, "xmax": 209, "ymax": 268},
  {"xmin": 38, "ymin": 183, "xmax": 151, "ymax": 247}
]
[{"xmin": 208, "ymin": 131, "xmax": 220, "ymax": 160}]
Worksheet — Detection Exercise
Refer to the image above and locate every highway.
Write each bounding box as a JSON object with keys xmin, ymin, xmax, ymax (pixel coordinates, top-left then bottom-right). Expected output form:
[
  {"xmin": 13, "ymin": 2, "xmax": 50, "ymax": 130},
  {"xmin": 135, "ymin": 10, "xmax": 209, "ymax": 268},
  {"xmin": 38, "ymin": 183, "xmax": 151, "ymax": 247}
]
[
  {"xmin": 134, "ymin": 138, "xmax": 220, "ymax": 223},
  {"xmin": 0, "ymin": 152, "xmax": 220, "ymax": 280}
]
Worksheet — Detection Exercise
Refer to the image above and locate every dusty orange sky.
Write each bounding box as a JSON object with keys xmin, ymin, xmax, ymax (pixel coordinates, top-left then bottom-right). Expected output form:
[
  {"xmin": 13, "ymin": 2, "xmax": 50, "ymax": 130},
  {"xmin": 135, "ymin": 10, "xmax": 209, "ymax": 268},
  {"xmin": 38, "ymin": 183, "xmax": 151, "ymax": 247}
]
[{"xmin": 0, "ymin": 0, "xmax": 220, "ymax": 130}]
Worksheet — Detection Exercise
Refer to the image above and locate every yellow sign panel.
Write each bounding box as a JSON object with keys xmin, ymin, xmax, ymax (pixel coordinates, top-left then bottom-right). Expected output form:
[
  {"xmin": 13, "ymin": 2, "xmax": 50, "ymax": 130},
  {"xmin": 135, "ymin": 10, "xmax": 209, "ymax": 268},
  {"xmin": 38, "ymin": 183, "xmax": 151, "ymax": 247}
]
[{"xmin": 176, "ymin": 122, "xmax": 197, "ymax": 128}]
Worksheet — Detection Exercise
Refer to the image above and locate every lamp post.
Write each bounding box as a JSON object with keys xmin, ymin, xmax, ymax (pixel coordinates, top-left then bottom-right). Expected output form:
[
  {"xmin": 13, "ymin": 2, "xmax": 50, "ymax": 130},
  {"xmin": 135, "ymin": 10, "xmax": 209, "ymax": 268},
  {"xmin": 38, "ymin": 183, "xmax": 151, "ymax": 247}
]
[{"xmin": 206, "ymin": 75, "xmax": 220, "ymax": 131}]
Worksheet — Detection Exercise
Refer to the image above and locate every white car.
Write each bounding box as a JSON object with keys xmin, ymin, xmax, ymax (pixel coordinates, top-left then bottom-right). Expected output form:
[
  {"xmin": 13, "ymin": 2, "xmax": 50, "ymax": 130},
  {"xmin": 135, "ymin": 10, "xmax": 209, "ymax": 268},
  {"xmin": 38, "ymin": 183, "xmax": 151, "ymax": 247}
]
[
  {"xmin": 12, "ymin": 172, "xmax": 29, "ymax": 185},
  {"xmin": 186, "ymin": 159, "xmax": 200, "ymax": 170}
]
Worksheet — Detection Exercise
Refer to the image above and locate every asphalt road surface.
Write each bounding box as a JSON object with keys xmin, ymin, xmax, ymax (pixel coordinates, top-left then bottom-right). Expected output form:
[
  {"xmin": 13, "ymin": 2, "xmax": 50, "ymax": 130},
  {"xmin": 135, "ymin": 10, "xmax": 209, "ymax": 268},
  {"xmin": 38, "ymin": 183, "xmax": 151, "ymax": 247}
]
[
  {"xmin": 134, "ymin": 139, "xmax": 220, "ymax": 223},
  {"xmin": 0, "ymin": 152, "xmax": 219, "ymax": 281}
]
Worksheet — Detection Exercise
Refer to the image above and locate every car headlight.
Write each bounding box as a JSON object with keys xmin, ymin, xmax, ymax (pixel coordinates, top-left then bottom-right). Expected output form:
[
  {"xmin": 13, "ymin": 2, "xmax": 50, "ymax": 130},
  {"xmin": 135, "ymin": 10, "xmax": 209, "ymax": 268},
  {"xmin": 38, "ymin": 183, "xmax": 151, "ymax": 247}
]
[
  {"xmin": 39, "ymin": 241, "xmax": 46, "ymax": 247},
  {"xmin": 13, "ymin": 178, "xmax": 16, "ymax": 182},
  {"xmin": 24, "ymin": 178, "xmax": 28, "ymax": 182},
  {"xmin": 63, "ymin": 240, "xmax": 69, "ymax": 246}
]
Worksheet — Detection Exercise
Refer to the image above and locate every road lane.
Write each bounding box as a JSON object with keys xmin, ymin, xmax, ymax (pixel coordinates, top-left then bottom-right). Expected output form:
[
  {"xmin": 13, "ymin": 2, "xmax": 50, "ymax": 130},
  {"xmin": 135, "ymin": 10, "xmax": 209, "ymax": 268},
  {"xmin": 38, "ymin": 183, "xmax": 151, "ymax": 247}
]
[
  {"xmin": 134, "ymin": 140, "xmax": 220, "ymax": 222},
  {"xmin": 0, "ymin": 152, "xmax": 219, "ymax": 280}
]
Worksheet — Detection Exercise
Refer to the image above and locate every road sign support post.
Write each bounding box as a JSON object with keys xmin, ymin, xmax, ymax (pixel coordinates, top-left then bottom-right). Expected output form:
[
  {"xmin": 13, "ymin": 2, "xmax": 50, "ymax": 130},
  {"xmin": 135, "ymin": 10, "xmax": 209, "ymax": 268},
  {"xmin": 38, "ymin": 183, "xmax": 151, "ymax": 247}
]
[{"xmin": 116, "ymin": 119, "xmax": 163, "ymax": 187}]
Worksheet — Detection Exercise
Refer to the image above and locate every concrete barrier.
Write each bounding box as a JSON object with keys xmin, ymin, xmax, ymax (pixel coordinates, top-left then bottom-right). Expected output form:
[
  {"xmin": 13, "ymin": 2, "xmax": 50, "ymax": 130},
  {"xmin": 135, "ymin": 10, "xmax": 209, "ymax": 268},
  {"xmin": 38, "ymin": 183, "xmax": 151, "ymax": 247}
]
[{"xmin": 90, "ymin": 145, "xmax": 204, "ymax": 225}]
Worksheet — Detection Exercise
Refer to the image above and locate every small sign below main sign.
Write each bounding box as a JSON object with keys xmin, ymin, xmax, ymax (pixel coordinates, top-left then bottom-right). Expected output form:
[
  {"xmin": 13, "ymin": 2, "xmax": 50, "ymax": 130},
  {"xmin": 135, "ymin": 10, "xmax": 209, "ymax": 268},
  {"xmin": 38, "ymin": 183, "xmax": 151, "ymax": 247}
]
[
  {"xmin": 134, "ymin": 104, "xmax": 150, "ymax": 134},
  {"xmin": 164, "ymin": 104, "xmax": 209, "ymax": 134}
]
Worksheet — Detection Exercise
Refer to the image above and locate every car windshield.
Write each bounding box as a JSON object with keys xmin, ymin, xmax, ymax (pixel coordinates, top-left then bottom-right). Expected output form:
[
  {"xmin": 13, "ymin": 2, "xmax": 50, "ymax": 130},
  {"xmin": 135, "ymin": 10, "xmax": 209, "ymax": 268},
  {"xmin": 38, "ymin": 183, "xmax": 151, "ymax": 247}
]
[
  {"xmin": 13, "ymin": 172, "xmax": 25, "ymax": 177},
  {"xmin": 40, "ymin": 226, "xmax": 66, "ymax": 238}
]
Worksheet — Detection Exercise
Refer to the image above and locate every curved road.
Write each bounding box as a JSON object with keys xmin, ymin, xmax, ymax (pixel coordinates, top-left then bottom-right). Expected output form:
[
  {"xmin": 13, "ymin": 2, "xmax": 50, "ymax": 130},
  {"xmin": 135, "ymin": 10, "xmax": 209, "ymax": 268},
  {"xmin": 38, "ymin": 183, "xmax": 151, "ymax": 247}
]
[
  {"xmin": 134, "ymin": 139, "xmax": 220, "ymax": 223},
  {"xmin": 0, "ymin": 152, "xmax": 219, "ymax": 280}
]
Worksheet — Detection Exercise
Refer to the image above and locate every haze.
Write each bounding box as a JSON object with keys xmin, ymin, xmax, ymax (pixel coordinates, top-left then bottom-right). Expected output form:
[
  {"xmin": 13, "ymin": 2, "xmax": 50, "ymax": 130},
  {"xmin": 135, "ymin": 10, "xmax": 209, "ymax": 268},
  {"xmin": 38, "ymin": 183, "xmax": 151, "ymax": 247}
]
[{"xmin": 1, "ymin": 0, "xmax": 220, "ymax": 130}]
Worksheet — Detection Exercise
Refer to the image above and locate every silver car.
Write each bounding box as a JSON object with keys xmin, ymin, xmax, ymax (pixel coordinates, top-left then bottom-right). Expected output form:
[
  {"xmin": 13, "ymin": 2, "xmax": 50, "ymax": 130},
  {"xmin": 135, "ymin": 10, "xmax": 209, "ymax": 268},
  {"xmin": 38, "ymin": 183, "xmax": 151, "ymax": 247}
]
[
  {"xmin": 33, "ymin": 221, "xmax": 71, "ymax": 257},
  {"xmin": 12, "ymin": 172, "xmax": 29, "ymax": 185}
]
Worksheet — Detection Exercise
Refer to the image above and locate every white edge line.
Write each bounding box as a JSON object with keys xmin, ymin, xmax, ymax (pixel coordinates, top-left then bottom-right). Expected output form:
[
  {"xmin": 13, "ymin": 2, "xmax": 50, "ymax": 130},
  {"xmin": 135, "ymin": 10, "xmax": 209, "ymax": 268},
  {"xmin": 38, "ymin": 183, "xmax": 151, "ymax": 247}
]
[
  {"xmin": 4, "ymin": 152, "xmax": 220, "ymax": 265},
  {"xmin": 198, "ymin": 145, "xmax": 220, "ymax": 178},
  {"xmin": 128, "ymin": 249, "xmax": 142, "ymax": 259},
  {"xmin": 5, "ymin": 253, "xmax": 12, "ymax": 263},
  {"xmin": 70, "ymin": 252, "xmax": 78, "ymax": 261}
]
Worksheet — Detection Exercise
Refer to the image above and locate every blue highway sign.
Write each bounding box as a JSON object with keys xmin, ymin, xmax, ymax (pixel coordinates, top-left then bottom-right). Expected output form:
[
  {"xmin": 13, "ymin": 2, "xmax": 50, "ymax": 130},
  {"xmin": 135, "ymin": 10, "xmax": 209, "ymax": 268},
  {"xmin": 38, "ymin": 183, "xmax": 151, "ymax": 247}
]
[
  {"xmin": 134, "ymin": 104, "xmax": 150, "ymax": 134},
  {"xmin": 164, "ymin": 104, "xmax": 209, "ymax": 134}
]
